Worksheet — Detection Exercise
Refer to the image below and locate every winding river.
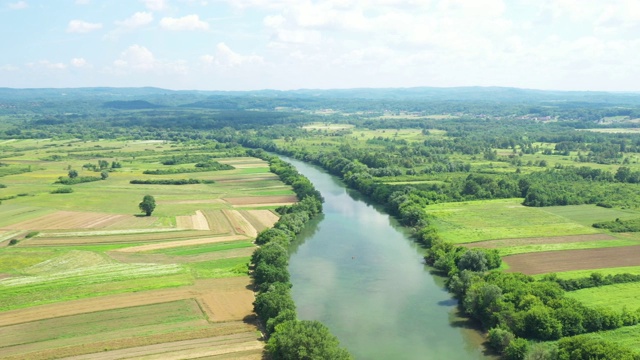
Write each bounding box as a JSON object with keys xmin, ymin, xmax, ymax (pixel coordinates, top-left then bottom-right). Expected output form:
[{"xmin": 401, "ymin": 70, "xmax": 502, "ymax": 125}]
[{"xmin": 282, "ymin": 156, "xmax": 489, "ymax": 360}]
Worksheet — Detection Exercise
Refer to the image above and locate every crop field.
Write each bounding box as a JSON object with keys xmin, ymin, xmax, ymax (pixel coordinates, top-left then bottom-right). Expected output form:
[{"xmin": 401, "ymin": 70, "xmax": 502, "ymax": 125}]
[
  {"xmin": 427, "ymin": 199, "xmax": 603, "ymax": 244},
  {"xmin": 565, "ymin": 282, "xmax": 640, "ymax": 311},
  {"xmin": 0, "ymin": 139, "xmax": 294, "ymax": 359},
  {"xmin": 428, "ymin": 198, "xmax": 640, "ymax": 278}
]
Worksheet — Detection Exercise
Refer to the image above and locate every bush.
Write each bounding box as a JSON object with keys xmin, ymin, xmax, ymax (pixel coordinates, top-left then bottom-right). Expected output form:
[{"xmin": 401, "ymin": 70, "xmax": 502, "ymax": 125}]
[
  {"xmin": 8, "ymin": 239, "xmax": 19, "ymax": 246},
  {"xmin": 24, "ymin": 231, "xmax": 39, "ymax": 238},
  {"xmin": 51, "ymin": 187, "xmax": 73, "ymax": 194},
  {"xmin": 487, "ymin": 327, "xmax": 515, "ymax": 352},
  {"xmin": 504, "ymin": 338, "xmax": 529, "ymax": 360}
]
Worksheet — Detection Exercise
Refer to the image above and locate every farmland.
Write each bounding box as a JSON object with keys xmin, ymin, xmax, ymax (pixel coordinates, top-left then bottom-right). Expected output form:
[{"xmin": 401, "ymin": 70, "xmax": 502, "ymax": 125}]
[{"xmin": 0, "ymin": 139, "xmax": 294, "ymax": 359}]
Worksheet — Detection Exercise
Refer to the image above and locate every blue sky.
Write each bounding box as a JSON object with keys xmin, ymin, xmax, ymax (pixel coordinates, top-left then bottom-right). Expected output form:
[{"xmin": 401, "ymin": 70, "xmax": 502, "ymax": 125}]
[{"xmin": 1, "ymin": 0, "xmax": 639, "ymax": 91}]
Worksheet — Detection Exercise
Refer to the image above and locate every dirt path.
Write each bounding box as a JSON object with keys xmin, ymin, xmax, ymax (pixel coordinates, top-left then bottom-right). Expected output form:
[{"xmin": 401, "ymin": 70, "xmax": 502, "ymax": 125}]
[
  {"xmin": 504, "ymin": 245, "xmax": 640, "ymax": 275},
  {"xmin": 464, "ymin": 233, "xmax": 616, "ymax": 248},
  {"xmin": 0, "ymin": 277, "xmax": 253, "ymax": 327},
  {"xmin": 113, "ymin": 235, "xmax": 249, "ymax": 253}
]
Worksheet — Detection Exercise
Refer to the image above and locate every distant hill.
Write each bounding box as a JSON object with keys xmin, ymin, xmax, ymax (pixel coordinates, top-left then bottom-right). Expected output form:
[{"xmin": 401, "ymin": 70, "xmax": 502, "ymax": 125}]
[{"xmin": 103, "ymin": 100, "xmax": 163, "ymax": 110}]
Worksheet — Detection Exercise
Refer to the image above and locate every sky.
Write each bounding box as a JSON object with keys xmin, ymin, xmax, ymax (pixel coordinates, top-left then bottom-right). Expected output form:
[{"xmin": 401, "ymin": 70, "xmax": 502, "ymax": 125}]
[{"xmin": 1, "ymin": 0, "xmax": 639, "ymax": 91}]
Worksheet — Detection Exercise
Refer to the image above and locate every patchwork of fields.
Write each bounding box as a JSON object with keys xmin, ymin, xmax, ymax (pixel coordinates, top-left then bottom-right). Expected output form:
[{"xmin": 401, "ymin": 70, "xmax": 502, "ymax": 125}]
[
  {"xmin": 0, "ymin": 139, "xmax": 295, "ymax": 359},
  {"xmin": 428, "ymin": 197, "xmax": 640, "ymax": 348}
]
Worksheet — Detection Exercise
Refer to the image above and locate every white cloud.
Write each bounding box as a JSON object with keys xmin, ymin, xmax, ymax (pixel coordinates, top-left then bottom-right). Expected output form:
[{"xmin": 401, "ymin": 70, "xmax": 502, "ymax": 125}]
[
  {"xmin": 8, "ymin": 1, "xmax": 27, "ymax": 9},
  {"xmin": 71, "ymin": 58, "xmax": 89, "ymax": 68},
  {"xmin": 67, "ymin": 20, "xmax": 103, "ymax": 33},
  {"xmin": 116, "ymin": 12, "xmax": 154, "ymax": 28},
  {"xmin": 112, "ymin": 44, "xmax": 189, "ymax": 75},
  {"xmin": 160, "ymin": 14, "xmax": 209, "ymax": 31},
  {"xmin": 200, "ymin": 43, "xmax": 263, "ymax": 67},
  {"xmin": 0, "ymin": 64, "xmax": 19, "ymax": 71},
  {"xmin": 141, "ymin": 0, "xmax": 168, "ymax": 11},
  {"xmin": 27, "ymin": 60, "xmax": 67, "ymax": 70},
  {"xmin": 263, "ymin": 14, "xmax": 285, "ymax": 28},
  {"xmin": 114, "ymin": 45, "xmax": 157, "ymax": 71}
]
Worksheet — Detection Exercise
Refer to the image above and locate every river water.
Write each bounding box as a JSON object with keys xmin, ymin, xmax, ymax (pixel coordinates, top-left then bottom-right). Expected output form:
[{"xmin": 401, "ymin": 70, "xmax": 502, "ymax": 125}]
[{"xmin": 282, "ymin": 156, "xmax": 489, "ymax": 360}]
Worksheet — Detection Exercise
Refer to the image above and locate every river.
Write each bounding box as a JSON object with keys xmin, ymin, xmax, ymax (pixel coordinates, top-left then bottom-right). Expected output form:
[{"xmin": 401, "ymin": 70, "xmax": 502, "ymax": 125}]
[{"xmin": 282, "ymin": 156, "xmax": 490, "ymax": 360}]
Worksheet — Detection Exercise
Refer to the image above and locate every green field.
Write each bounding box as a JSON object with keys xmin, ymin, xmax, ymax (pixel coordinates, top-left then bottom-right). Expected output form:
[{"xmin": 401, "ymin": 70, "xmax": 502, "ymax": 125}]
[
  {"xmin": 532, "ymin": 266, "xmax": 640, "ymax": 280},
  {"xmin": 585, "ymin": 324, "xmax": 640, "ymax": 351},
  {"xmin": 566, "ymin": 283, "xmax": 640, "ymax": 311},
  {"xmin": 427, "ymin": 199, "xmax": 605, "ymax": 244}
]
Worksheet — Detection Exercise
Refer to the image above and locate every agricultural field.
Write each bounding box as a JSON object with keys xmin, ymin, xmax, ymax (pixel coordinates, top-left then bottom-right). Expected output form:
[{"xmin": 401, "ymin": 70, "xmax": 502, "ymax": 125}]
[
  {"xmin": 565, "ymin": 282, "xmax": 640, "ymax": 311},
  {"xmin": 428, "ymin": 198, "xmax": 640, "ymax": 273},
  {"xmin": 0, "ymin": 139, "xmax": 295, "ymax": 359}
]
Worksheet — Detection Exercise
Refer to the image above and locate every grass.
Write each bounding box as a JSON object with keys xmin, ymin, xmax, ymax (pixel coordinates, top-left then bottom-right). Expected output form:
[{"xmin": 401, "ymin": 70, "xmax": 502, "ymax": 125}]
[
  {"xmin": 565, "ymin": 282, "xmax": 640, "ymax": 311},
  {"xmin": 186, "ymin": 257, "xmax": 250, "ymax": 279},
  {"xmin": 585, "ymin": 324, "xmax": 640, "ymax": 351},
  {"xmin": 0, "ymin": 272, "xmax": 193, "ymax": 311},
  {"xmin": 497, "ymin": 238, "xmax": 640, "ymax": 256},
  {"xmin": 427, "ymin": 199, "xmax": 601, "ymax": 244},
  {"xmin": 0, "ymin": 299, "xmax": 205, "ymax": 348},
  {"xmin": 532, "ymin": 266, "xmax": 640, "ymax": 280},
  {"xmin": 149, "ymin": 241, "xmax": 254, "ymax": 256},
  {"xmin": 0, "ymin": 248, "xmax": 61, "ymax": 274}
]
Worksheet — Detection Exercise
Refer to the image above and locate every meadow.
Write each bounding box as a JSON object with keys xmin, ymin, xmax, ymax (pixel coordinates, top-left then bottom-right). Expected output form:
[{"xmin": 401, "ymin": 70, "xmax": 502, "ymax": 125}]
[{"xmin": 0, "ymin": 139, "xmax": 294, "ymax": 359}]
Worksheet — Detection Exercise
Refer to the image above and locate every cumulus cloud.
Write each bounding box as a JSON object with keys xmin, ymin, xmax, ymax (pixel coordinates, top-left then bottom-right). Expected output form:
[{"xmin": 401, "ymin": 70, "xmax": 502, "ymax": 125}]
[
  {"xmin": 113, "ymin": 44, "xmax": 188, "ymax": 75},
  {"xmin": 67, "ymin": 20, "xmax": 103, "ymax": 33},
  {"xmin": 200, "ymin": 43, "xmax": 263, "ymax": 67},
  {"xmin": 114, "ymin": 45, "xmax": 156, "ymax": 71},
  {"xmin": 8, "ymin": 1, "xmax": 27, "ymax": 10},
  {"xmin": 160, "ymin": 14, "xmax": 209, "ymax": 30},
  {"xmin": 116, "ymin": 12, "xmax": 154, "ymax": 28},
  {"xmin": 71, "ymin": 58, "xmax": 89, "ymax": 68},
  {"xmin": 141, "ymin": 0, "xmax": 168, "ymax": 11}
]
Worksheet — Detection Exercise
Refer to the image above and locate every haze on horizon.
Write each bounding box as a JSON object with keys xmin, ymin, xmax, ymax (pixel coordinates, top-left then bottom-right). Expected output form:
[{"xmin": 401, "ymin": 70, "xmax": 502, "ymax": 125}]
[{"xmin": 1, "ymin": 0, "xmax": 639, "ymax": 92}]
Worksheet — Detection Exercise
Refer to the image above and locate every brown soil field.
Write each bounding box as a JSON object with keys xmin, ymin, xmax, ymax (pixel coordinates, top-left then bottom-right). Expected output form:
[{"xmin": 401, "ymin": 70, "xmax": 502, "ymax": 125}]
[
  {"xmin": 199, "ymin": 288, "xmax": 255, "ymax": 322},
  {"xmin": 223, "ymin": 195, "xmax": 297, "ymax": 206},
  {"xmin": 464, "ymin": 234, "xmax": 617, "ymax": 249},
  {"xmin": 239, "ymin": 210, "xmax": 280, "ymax": 233},
  {"xmin": 108, "ymin": 247, "xmax": 256, "ymax": 265},
  {"xmin": 0, "ymin": 277, "xmax": 253, "ymax": 327},
  {"xmin": 0, "ymin": 211, "xmax": 144, "ymax": 230},
  {"xmin": 504, "ymin": 245, "xmax": 640, "ymax": 275},
  {"xmin": 202, "ymin": 210, "xmax": 233, "ymax": 235},
  {"xmin": 113, "ymin": 235, "xmax": 249, "ymax": 253},
  {"xmin": 222, "ymin": 210, "xmax": 258, "ymax": 238},
  {"xmin": 176, "ymin": 210, "xmax": 210, "ymax": 231},
  {"xmin": 22, "ymin": 230, "xmax": 218, "ymax": 246}
]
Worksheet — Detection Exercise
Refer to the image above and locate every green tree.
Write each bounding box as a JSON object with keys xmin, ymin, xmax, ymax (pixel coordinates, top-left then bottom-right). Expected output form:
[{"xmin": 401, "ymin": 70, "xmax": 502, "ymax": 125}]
[
  {"xmin": 68, "ymin": 169, "xmax": 78, "ymax": 178},
  {"xmin": 100, "ymin": 170, "xmax": 109, "ymax": 180},
  {"xmin": 266, "ymin": 320, "xmax": 352, "ymax": 360},
  {"xmin": 138, "ymin": 195, "xmax": 156, "ymax": 216}
]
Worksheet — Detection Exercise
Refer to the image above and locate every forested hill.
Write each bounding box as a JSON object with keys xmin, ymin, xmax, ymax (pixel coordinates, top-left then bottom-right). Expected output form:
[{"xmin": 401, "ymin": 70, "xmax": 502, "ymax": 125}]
[{"xmin": 2, "ymin": 86, "xmax": 640, "ymax": 120}]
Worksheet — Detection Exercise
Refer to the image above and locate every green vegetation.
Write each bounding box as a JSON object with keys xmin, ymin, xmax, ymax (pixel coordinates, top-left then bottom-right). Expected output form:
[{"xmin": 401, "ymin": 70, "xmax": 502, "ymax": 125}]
[
  {"xmin": 186, "ymin": 257, "xmax": 249, "ymax": 278},
  {"xmin": 149, "ymin": 241, "xmax": 254, "ymax": 256},
  {"xmin": 566, "ymin": 283, "xmax": 640, "ymax": 311},
  {"xmin": 594, "ymin": 217, "xmax": 640, "ymax": 232},
  {"xmin": 138, "ymin": 194, "xmax": 156, "ymax": 216},
  {"xmin": 5, "ymin": 87, "xmax": 640, "ymax": 357},
  {"xmin": 130, "ymin": 178, "xmax": 213, "ymax": 185},
  {"xmin": 51, "ymin": 187, "xmax": 73, "ymax": 194}
]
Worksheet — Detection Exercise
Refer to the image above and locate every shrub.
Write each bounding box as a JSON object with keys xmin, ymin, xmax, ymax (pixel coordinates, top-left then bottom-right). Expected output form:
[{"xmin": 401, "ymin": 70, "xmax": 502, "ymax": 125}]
[{"xmin": 51, "ymin": 187, "xmax": 73, "ymax": 194}]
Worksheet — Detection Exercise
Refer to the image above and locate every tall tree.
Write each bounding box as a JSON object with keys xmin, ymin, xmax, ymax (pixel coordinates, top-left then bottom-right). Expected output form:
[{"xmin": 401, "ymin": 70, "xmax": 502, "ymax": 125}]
[{"xmin": 138, "ymin": 195, "xmax": 156, "ymax": 216}]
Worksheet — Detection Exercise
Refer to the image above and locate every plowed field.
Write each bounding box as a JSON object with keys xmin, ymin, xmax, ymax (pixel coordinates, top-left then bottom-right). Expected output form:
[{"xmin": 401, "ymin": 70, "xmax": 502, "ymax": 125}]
[{"xmin": 504, "ymin": 245, "xmax": 640, "ymax": 275}]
